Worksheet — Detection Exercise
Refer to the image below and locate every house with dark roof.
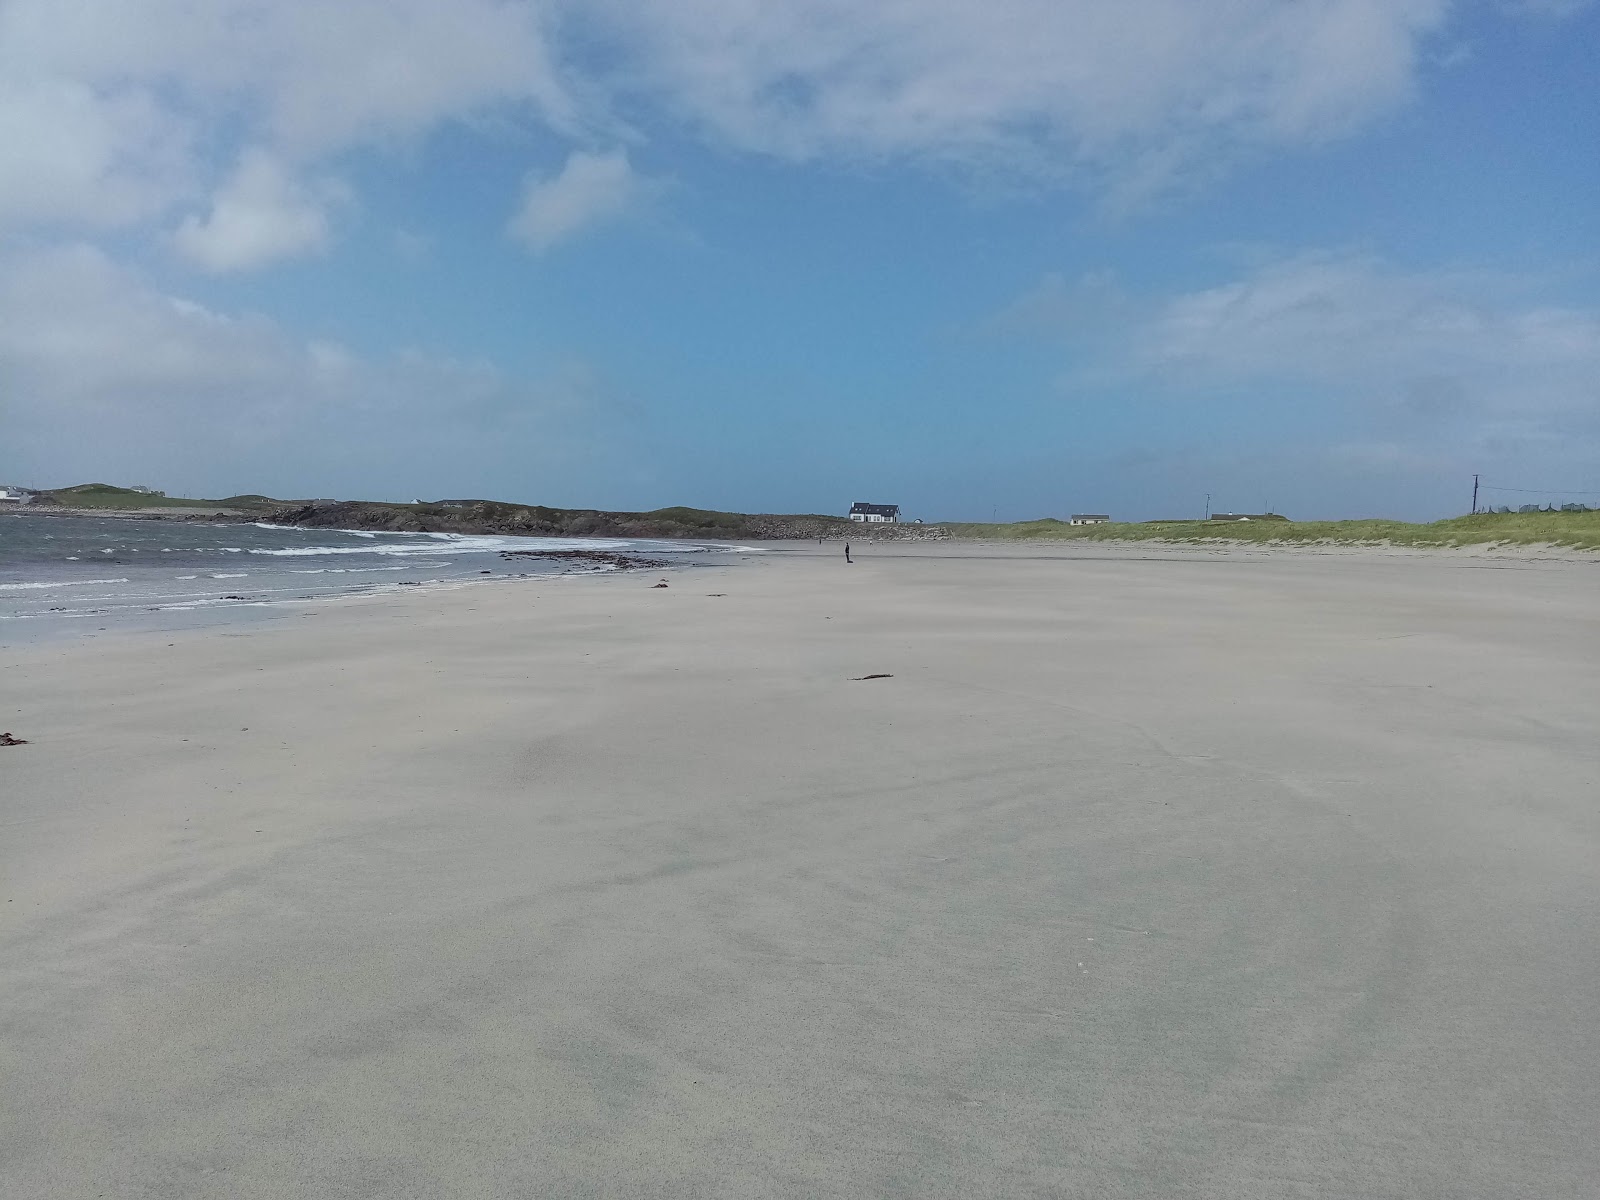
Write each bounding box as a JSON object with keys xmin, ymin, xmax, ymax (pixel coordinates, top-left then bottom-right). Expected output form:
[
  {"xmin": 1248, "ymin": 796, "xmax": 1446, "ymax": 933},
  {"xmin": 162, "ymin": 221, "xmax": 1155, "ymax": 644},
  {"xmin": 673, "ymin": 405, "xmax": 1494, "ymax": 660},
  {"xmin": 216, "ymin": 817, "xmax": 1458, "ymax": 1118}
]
[
  {"xmin": 849, "ymin": 502, "xmax": 900, "ymax": 523},
  {"xmin": 1069, "ymin": 514, "xmax": 1110, "ymax": 525}
]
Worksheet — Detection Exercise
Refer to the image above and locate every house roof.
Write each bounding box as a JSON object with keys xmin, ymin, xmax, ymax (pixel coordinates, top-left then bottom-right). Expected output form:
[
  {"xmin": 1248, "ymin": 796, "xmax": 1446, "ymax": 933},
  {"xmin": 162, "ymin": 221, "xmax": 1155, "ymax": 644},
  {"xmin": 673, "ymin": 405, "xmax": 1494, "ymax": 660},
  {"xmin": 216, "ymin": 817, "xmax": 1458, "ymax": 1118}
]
[{"xmin": 850, "ymin": 501, "xmax": 900, "ymax": 515}]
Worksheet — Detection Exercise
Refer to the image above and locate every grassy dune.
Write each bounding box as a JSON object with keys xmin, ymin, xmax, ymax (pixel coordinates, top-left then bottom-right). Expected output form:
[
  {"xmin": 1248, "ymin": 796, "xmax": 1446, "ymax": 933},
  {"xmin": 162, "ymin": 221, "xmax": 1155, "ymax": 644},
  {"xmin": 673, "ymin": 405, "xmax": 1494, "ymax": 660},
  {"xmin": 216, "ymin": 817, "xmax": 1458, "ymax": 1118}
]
[{"xmin": 937, "ymin": 511, "xmax": 1600, "ymax": 551}]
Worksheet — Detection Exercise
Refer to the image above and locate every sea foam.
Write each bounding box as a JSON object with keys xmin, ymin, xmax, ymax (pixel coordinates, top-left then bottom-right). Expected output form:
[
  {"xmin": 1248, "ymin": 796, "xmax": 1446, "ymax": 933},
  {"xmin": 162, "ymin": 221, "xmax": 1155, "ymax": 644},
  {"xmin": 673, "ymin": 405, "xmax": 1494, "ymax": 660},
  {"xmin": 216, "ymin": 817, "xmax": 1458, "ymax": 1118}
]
[{"xmin": 0, "ymin": 578, "xmax": 131, "ymax": 591}]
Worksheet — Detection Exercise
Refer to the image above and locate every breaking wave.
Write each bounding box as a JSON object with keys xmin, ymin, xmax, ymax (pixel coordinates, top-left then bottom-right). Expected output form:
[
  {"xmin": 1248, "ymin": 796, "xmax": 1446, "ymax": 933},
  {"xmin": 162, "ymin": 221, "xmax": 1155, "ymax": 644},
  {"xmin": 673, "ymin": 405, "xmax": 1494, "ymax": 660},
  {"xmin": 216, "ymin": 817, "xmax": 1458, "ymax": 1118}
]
[{"xmin": 0, "ymin": 577, "xmax": 131, "ymax": 591}]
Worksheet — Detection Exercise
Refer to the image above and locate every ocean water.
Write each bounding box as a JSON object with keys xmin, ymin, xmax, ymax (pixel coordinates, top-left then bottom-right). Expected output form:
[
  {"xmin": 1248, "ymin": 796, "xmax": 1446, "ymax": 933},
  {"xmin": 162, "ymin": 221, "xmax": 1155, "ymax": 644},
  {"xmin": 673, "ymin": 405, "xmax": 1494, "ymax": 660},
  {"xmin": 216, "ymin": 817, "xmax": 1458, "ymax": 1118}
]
[{"xmin": 0, "ymin": 513, "xmax": 732, "ymax": 638}]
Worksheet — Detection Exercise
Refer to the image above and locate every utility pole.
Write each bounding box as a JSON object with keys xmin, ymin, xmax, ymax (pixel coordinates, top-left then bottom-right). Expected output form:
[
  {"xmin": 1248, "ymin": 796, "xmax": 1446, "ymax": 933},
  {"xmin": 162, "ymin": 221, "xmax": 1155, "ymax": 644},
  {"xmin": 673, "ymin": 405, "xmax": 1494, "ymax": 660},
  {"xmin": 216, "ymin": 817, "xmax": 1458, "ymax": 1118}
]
[
  {"xmin": 1204, "ymin": 493, "xmax": 1210, "ymax": 519},
  {"xmin": 1471, "ymin": 474, "xmax": 1479, "ymax": 515}
]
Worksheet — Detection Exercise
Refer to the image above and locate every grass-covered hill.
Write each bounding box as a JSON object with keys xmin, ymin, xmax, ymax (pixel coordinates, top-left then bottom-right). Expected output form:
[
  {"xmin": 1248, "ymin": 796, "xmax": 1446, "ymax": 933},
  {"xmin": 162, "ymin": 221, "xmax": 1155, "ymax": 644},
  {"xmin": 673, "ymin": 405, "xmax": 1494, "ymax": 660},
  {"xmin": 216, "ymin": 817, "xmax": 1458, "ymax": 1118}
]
[
  {"xmin": 935, "ymin": 510, "xmax": 1600, "ymax": 551},
  {"xmin": 36, "ymin": 484, "xmax": 281, "ymax": 511}
]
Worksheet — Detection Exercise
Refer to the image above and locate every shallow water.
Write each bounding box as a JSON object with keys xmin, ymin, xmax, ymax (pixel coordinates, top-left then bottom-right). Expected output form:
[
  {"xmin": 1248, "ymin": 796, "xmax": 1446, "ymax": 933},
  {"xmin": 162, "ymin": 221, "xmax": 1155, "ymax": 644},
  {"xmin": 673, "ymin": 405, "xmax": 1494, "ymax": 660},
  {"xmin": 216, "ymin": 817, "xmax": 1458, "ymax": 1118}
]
[{"xmin": 0, "ymin": 513, "xmax": 733, "ymax": 639}]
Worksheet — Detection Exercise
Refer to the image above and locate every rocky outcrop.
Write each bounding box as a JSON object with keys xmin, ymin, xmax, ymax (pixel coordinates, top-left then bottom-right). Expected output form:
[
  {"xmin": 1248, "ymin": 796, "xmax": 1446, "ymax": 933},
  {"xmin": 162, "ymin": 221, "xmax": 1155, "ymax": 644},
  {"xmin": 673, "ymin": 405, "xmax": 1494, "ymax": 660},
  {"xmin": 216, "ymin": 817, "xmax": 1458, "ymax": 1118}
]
[{"xmin": 499, "ymin": 549, "xmax": 670, "ymax": 569}]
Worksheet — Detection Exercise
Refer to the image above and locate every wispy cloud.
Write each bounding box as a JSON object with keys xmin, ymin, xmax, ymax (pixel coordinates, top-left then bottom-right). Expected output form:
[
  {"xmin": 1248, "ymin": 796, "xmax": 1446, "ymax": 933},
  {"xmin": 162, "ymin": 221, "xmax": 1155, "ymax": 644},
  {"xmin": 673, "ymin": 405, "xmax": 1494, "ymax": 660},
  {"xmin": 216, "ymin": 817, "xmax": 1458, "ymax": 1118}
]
[
  {"xmin": 0, "ymin": 244, "xmax": 616, "ymax": 497},
  {"xmin": 509, "ymin": 149, "xmax": 647, "ymax": 251},
  {"xmin": 0, "ymin": 0, "xmax": 571, "ymax": 252},
  {"xmin": 1498, "ymin": 0, "xmax": 1596, "ymax": 18},
  {"xmin": 574, "ymin": 0, "xmax": 1450, "ymax": 191},
  {"xmin": 998, "ymin": 250, "xmax": 1600, "ymax": 469},
  {"xmin": 1142, "ymin": 253, "xmax": 1600, "ymax": 416},
  {"xmin": 0, "ymin": 0, "xmax": 1468, "ymax": 258}
]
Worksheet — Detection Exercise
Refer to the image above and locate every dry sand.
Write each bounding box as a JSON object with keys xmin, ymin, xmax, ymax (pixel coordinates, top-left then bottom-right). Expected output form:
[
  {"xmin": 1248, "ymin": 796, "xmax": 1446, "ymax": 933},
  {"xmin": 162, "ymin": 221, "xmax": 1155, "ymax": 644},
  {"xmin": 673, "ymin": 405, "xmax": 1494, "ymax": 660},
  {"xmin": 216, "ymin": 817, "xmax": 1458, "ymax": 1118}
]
[{"xmin": 3, "ymin": 542, "xmax": 1598, "ymax": 1198}]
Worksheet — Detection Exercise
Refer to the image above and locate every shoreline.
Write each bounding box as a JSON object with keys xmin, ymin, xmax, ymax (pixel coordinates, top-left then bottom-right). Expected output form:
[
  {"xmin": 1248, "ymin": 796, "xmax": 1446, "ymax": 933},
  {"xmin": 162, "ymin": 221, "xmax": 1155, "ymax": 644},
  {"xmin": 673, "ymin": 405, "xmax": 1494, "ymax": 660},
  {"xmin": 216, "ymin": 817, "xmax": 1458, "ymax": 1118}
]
[
  {"xmin": 0, "ymin": 512, "xmax": 745, "ymax": 647},
  {"xmin": 12, "ymin": 506, "xmax": 1599, "ymax": 558},
  {"xmin": 2, "ymin": 505, "xmax": 254, "ymax": 520},
  {"xmin": 6, "ymin": 534, "xmax": 1592, "ymax": 649}
]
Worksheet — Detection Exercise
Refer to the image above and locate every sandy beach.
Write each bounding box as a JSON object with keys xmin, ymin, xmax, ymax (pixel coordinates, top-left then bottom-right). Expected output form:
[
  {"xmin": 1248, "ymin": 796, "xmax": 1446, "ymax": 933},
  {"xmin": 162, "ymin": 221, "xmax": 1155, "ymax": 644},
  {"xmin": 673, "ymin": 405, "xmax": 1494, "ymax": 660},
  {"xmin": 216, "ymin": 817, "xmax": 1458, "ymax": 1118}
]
[{"xmin": 3, "ymin": 542, "xmax": 1597, "ymax": 1198}]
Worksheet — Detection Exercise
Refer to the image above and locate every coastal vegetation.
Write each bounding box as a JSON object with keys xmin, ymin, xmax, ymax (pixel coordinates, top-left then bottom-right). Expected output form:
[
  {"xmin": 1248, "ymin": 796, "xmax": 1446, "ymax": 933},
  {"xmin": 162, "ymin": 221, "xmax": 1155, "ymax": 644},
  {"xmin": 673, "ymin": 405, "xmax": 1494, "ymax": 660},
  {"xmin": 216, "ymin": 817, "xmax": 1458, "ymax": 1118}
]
[
  {"xmin": 21, "ymin": 484, "xmax": 1599, "ymax": 549},
  {"xmin": 31, "ymin": 484, "xmax": 279, "ymax": 511},
  {"xmin": 936, "ymin": 510, "xmax": 1600, "ymax": 551},
  {"xmin": 262, "ymin": 499, "xmax": 867, "ymax": 541}
]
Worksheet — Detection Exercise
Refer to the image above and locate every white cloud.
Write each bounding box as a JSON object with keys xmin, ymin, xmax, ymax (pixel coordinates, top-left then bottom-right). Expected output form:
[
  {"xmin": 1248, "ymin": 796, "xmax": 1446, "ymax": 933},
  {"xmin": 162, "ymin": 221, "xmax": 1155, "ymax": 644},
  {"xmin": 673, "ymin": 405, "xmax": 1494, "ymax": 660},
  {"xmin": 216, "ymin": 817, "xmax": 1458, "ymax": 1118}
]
[
  {"xmin": 1144, "ymin": 253, "xmax": 1600, "ymax": 417},
  {"xmin": 575, "ymin": 0, "xmax": 1450, "ymax": 186},
  {"xmin": 0, "ymin": 0, "xmax": 1468, "ymax": 251},
  {"xmin": 175, "ymin": 150, "xmax": 340, "ymax": 272},
  {"xmin": 0, "ymin": 244, "xmax": 611, "ymax": 497},
  {"xmin": 998, "ymin": 251, "xmax": 1600, "ymax": 472},
  {"xmin": 0, "ymin": 74, "xmax": 193, "ymax": 229},
  {"xmin": 510, "ymin": 149, "xmax": 643, "ymax": 250},
  {"xmin": 0, "ymin": 0, "xmax": 571, "ymax": 249}
]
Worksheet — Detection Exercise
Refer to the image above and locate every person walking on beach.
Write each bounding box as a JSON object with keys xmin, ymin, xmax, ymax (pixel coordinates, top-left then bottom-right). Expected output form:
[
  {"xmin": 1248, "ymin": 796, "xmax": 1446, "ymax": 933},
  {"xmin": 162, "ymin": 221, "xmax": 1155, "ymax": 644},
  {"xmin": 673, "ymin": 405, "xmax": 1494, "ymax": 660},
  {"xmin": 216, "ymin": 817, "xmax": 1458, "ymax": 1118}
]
[{"xmin": 845, "ymin": 543, "xmax": 852, "ymax": 564}]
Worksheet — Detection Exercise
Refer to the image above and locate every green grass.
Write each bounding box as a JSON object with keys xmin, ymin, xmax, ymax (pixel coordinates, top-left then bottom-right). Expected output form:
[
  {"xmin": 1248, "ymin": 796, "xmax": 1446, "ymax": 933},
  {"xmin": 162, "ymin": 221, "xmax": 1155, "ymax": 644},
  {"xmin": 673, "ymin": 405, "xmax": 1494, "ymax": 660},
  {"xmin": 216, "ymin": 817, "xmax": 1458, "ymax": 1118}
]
[
  {"xmin": 643, "ymin": 506, "xmax": 750, "ymax": 531},
  {"xmin": 42, "ymin": 484, "xmax": 281, "ymax": 510},
  {"xmin": 215, "ymin": 494, "xmax": 281, "ymax": 507},
  {"xmin": 937, "ymin": 511, "xmax": 1600, "ymax": 551},
  {"xmin": 644, "ymin": 507, "xmax": 851, "ymax": 531}
]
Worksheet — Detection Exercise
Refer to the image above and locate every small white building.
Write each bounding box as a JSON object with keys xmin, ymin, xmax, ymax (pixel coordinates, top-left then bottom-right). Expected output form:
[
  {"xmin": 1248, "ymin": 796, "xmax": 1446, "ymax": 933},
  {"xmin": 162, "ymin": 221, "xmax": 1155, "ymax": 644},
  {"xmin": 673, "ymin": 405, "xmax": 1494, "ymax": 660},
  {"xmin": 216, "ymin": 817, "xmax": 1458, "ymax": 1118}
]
[
  {"xmin": 0, "ymin": 486, "xmax": 36, "ymax": 504},
  {"xmin": 1069, "ymin": 514, "xmax": 1110, "ymax": 525},
  {"xmin": 850, "ymin": 502, "xmax": 901, "ymax": 523}
]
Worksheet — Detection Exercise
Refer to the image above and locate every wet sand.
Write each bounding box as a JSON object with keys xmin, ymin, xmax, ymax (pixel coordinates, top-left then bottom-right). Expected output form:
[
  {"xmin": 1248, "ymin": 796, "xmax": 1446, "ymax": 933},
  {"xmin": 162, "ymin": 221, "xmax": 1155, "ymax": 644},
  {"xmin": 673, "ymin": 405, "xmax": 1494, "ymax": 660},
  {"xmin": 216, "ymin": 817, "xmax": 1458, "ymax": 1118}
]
[{"xmin": 3, "ymin": 543, "xmax": 1598, "ymax": 1198}]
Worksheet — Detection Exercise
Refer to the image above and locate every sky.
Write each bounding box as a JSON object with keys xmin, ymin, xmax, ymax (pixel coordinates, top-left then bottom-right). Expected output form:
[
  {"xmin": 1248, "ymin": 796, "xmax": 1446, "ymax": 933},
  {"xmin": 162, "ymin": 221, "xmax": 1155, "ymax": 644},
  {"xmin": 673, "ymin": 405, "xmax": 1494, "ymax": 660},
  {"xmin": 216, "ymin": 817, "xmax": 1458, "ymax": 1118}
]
[{"xmin": 1, "ymin": 0, "xmax": 1597, "ymax": 521}]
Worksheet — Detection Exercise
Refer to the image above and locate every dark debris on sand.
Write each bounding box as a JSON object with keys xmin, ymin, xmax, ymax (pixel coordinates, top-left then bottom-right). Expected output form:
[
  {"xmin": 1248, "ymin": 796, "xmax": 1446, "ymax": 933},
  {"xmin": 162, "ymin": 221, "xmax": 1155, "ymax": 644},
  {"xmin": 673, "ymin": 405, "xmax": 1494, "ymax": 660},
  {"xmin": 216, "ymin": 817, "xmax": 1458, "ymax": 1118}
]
[{"xmin": 499, "ymin": 549, "xmax": 671, "ymax": 571}]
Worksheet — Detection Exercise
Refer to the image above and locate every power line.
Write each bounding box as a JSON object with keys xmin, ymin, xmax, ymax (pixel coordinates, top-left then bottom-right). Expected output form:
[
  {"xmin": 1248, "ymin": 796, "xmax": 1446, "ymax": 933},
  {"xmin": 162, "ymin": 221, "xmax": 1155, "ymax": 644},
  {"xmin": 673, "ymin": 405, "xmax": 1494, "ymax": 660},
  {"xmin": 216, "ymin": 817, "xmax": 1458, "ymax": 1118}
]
[{"xmin": 1478, "ymin": 484, "xmax": 1600, "ymax": 495}]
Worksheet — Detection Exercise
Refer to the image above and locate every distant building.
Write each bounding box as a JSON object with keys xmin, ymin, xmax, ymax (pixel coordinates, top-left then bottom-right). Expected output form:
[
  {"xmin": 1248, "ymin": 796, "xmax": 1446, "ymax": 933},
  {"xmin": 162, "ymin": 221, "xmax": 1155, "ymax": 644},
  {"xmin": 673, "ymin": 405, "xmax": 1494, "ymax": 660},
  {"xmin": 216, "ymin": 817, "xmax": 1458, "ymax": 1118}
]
[
  {"xmin": 1069, "ymin": 514, "xmax": 1110, "ymax": 525},
  {"xmin": 850, "ymin": 502, "xmax": 900, "ymax": 523},
  {"xmin": 1209, "ymin": 513, "xmax": 1288, "ymax": 522},
  {"xmin": 128, "ymin": 486, "xmax": 164, "ymax": 496},
  {"xmin": 0, "ymin": 486, "xmax": 35, "ymax": 504}
]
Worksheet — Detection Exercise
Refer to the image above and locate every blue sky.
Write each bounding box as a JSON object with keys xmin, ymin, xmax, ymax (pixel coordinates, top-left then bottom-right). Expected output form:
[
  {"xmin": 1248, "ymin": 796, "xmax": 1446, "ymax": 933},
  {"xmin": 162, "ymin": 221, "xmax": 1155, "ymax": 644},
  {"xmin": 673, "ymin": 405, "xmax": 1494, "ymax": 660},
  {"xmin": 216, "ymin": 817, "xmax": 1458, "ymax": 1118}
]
[{"xmin": 2, "ymin": 1, "xmax": 1596, "ymax": 521}]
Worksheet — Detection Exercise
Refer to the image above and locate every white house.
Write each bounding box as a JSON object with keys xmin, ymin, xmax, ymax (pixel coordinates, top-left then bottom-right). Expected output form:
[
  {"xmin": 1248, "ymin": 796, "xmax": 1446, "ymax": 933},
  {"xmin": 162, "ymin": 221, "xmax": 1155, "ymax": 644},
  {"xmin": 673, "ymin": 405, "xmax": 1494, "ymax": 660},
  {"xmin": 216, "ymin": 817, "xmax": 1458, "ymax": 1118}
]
[
  {"xmin": 850, "ymin": 502, "xmax": 900, "ymax": 523},
  {"xmin": 1069, "ymin": 514, "xmax": 1110, "ymax": 525},
  {"xmin": 0, "ymin": 486, "xmax": 36, "ymax": 504}
]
